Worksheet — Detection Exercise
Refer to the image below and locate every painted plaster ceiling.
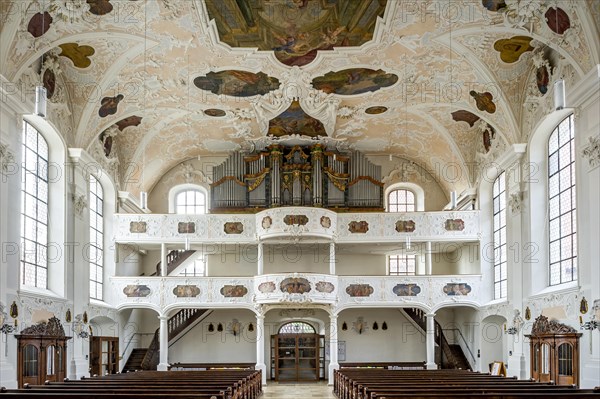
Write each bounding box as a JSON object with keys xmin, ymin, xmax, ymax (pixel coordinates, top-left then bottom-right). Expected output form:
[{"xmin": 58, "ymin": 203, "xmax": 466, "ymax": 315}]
[{"xmin": 1, "ymin": 0, "xmax": 599, "ymax": 197}]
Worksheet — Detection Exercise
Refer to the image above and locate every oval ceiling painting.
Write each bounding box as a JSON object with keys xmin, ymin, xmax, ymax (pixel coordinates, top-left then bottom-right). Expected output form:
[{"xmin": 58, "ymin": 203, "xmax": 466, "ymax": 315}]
[
  {"xmin": 204, "ymin": 108, "xmax": 227, "ymax": 117},
  {"xmin": 194, "ymin": 70, "xmax": 280, "ymax": 97},
  {"xmin": 365, "ymin": 106, "xmax": 388, "ymax": 115},
  {"xmin": 312, "ymin": 68, "xmax": 398, "ymax": 96}
]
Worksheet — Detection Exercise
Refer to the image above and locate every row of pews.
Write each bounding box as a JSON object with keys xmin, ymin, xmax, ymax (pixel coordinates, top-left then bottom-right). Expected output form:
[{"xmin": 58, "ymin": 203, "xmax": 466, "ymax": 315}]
[
  {"xmin": 0, "ymin": 369, "xmax": 262, "ymax": 399},
  {"xmin": 334, "ymin": 368, "xmax": 600, "ymax": 399}
]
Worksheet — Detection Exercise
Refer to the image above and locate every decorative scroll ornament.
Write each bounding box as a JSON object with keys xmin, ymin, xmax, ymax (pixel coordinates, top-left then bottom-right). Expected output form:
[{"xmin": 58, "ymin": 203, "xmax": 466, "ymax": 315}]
[
  {"xmin": 581, "ymin": 135, "xmax": 600, "ymax": 169},
  {"xmin": 502, "ymin": 0, "xmax": 543, "ymax": 29},
  {"xmin": 530, "ymin": 315, "xmax": 577, "ymax": 335},
  {"xmin": 508, "ymin": 192, "xmax": 523, "ymax": 214},
  {"xmin": 20, "ymin": 316, "xmax": 67, "ymax": 336},
  {"xmin": 181, "ymin": 162, "xmax": 212, "ymax": 184},
  {"xmin": 71, "ymin": 193, "xmax": 87, "ymax": 217},
  {"xmin": 0, "ymin": 142, "xmax": 15, "ymax": 175}
]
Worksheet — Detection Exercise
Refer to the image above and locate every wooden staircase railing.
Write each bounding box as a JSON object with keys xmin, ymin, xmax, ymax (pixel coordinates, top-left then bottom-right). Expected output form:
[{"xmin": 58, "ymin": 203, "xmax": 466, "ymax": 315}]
[
  {"xmin": 139, "ymin": 308, "xmax": 210, "ymax": 370},
  {"xmin": 152, "ymin": 250, "xmax": 196, "ymax": 276},
  {"xmin": 401, "ymin": 308, "xmax": 471, "ymax": 370}
]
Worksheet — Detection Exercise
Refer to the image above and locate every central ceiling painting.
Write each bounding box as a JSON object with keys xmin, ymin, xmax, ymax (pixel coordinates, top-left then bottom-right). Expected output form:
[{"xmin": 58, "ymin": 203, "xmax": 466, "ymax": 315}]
[{"xmin": 204, "ymin": 0, "xmax": 388, "ymax": 66}]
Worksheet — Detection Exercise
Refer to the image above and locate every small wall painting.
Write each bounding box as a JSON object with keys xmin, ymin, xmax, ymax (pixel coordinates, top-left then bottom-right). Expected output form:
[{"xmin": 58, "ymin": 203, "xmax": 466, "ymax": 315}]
[
  {"xmin": 43, "ymin": 68, "xmax": 56, "ymax": 99},
  {"xmin": 451, "ymin": 110, "xmax": 480, "ymax": 127},
  {"xmin": 469, "ymin": 91, "xmax": 496, "ymax": 114},
  {"xmin": 283, "ymin": 214, "xmax": 309, "ymax": 226},
  {"xmin": 224, "ymin": 222, "xmax": 244, "ymax": 234},
  {"xmin": 99, "ymin": 94, "xmax": 124, "ymax": 117},
  {"xmin": 443, "ymin": 283, "xmax": 472, "ymax": 296},
  {"xmin": 312, "ymin": 68, "xmax": 398, "ymax": 96},
  {"xmin": 445, "ymin": 219, "xmax": 465, "ymax": 231},
  {"xmin": 346, "ymin": 284, "xmax": 374, "ymax": 297},
  {"xmin": 261, "ymin": 216, "xmax": 272, "ymax": 229},
  {"xmin": 87, "ymin": 0, "xmax": 114, "ymax": 15},
  {"xmin": 393, "ymin": 283, "xmax": 421, "ymax": 296},
  {"xmin": 316, "ymin": 281, "xmax": 335, "ymax": 293},
  {"xmin": 116, "ymin": 116, "xmax": 143, "ymax": 131},
  {"xmin": 129, "ymin": 221, "xmax": 147, "ymax": 233},
  {"xmin": 204, "ymin": 108, "xmax": 227, "ymax": 117},
  {"xmin": 123, "ymin": 285, "xmax": 151, "ymax": 298},
  {"xmin": 173, "ymin": 285, "xmax": 200, "ymax": 298},
  {"xmin": 545, "ymin": 7, "xmax": 570, "ymax": 35},
  {"xmin": 320, "ymin": 216, "xmax": 331, "ymax": 228},
  {"xmin": 194, "ymin": 70, "xmax": 280, "ymax": 97},
  {"xmin": 28, "ymin": 12, "xmax": 53, "ymax": 37},
  {"xmin": 536, "ymin": 65, "xmax": 550, "ymax": 94},
  {"xmin": 365, "ymin": 106, "xmax": 388, "ymax": 115},
  {"xmin": 59, "ymin": 43, "xmax": 96, "ymax": 69},
  {"xmin": 395, "ymin": 220, "xmax": 416, "ymax": 233},
  {"xmin": 178, "ymin": 222, "xmax": 196, "ymax": 234},
  {"xmin": 258, "ymin": 281, "xmax": 276, "ymax": 293},
  {"xmin": 493, "ymin": 36, "xmax": 533, "ymax": 64},
  {"xmin": 481, "ymin": 0, "xmax": 506, "ymax": 12},
  {"xmin": 268, "ymin": 100, "xmax": 326, "ymax": 138},
  {"xmin": 220, "ymin": 285, "xmax": 248, "ymax": 298},
  {"xmin": 348, "ymin": 221, "xmax": 369, "ymax": 233},
  {"xmin": 280, "ymin": 277, "xmax": 311, "ymax": 294}
]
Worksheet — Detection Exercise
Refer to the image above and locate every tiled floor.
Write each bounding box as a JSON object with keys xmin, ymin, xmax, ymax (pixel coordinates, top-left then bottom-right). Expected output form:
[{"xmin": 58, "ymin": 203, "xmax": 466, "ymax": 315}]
[{"xmin": 262, "ymin": 381, "xmax": 336, "ymax": 398}]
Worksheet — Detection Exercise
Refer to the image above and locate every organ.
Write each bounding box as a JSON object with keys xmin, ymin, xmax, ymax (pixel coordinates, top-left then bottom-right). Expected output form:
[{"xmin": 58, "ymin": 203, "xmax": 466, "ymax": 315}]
[{"xmin": 210, "ymin": 144, "xmax": 383, "ymax": 212}]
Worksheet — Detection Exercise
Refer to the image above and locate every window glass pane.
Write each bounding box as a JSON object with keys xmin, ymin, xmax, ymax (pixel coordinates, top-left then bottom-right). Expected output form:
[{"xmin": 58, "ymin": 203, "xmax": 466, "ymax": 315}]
[
  {"xmin": 89, "ymin": 175, "xmax": 104, "ymax": 300},
  {"xmin": 175, "ymin": 189, "xmax": 206, "ymax": 214}
]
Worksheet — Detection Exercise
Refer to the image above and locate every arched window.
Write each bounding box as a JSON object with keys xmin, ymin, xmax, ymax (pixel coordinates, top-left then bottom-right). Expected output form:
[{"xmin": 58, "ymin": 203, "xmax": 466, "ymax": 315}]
[
  {"xmin": 548, "ymin": 114, "xmax": 577, "ymax": 285},
  {"xmin": 493, "ymin": 171, "xmax": 507, "ymax": 299},
  {"xmin": 89, "ymin": 175, "xmax": 104, "ymax": 300},
  {"xmin": 21, "ymin": 122, "xmax": 49, "ymax": 288},
  {"xmin": 278, "ymin": 322, "xmax": 316, "ymax": 334},
  {"xmin": 175, "ymin": 189, "xmax": 206, "ymax": 214},
  {"xmin": 389, "ymin": 254, "xmax": 416, "ymax": 276},
  {"xmin": 388, "ymin": 189, "xmax": 416, "ymax": 212}
]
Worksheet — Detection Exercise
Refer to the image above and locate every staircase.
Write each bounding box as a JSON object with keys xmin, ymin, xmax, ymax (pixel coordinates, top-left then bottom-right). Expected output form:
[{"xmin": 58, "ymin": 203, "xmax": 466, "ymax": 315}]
[
  {"xmin": 124, "ymin": 308, "xmax": 211, "ymax": 372},
  {"xmin": 152, "ymin": 250, "xmax": 196, "ymax": 276},
  {"xmin": 122, "ymin": 348, "xmax": 146, "ymax": 372},
  {"xmin": 401, "ymin": 308, "xmax": 472, "ymax": 370}
]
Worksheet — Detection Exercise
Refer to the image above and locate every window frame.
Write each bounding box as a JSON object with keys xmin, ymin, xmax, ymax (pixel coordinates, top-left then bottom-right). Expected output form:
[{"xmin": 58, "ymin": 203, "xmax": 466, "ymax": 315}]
[
  {"xmin": 20, "ymin": 122, "xmax": 49, "ymax": 289},
  {"xmin": 548, "ymin": 114, "xmax": 577, "ymax": 286},
  {"xmin": 89, "ymin": 174, "xmax": 104, "ymax": 300},
  {"xmin": 492, "ymin": 171, "xmax": 507, "ymax": 299},
  {"xmin": 168, "ymin": 184, "xmax": 208, "ymax": 214},
  {"xmin": 387, "ymin": 188, "xmax": 416, "ymax": 213},
  {"xmin": 388, "ymin": 253, "xmax": 417, "ymax": 276}
]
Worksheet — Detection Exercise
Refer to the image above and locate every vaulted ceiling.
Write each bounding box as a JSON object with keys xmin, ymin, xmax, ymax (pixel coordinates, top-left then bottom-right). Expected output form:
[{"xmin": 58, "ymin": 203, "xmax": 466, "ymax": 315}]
[{"xmin": 1, "ymin": 0, "xmax": 599, "ymax": 197}]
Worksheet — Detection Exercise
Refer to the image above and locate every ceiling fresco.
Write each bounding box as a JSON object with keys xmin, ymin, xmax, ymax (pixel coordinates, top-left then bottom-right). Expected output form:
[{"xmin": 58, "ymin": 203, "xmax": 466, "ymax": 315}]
[
  {"xmin": 204, "ymin": 0, "xmax": 387, "ymax": 66},
  {"xmin": 1, "ymin": 0, "xmax": 598, "ymax": 198}
]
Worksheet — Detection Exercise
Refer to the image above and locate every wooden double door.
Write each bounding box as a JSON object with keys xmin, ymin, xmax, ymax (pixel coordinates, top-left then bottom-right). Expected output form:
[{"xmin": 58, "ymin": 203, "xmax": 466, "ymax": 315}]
[{"xmin": 272, "ymin": 333, "xmax": 323, "ymax": 381}]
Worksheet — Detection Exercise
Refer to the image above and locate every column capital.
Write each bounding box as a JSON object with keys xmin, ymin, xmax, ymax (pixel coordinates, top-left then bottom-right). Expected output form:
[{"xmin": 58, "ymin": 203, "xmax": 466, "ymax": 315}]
[
  {"xmin": 158, "ymin": 315, "xmax": 169, "ymax": 321},
  {"xmin": 425, "ymin": 313, "xmax": 436, "ymax": 318}
]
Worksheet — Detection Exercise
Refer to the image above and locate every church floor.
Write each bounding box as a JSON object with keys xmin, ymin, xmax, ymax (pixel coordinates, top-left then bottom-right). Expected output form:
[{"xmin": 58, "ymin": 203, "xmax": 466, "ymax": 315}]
[{"xmin": 262, "ymin": 381, "xmax": 336, "ymax": 398}]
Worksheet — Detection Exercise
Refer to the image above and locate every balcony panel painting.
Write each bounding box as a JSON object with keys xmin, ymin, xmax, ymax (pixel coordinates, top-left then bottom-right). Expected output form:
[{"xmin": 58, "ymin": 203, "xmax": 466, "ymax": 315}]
[
  {"xmin": 443, "ymin": 283, "xmax": 472, "ymax": 296},
  {"xmin": 220, "ymin": 285, "xmax": 249, "ymax": 298},
  {"xmin": 123, "ymin": 285, "xmax": 151, "ymax": 298},
  {"xmin": 258, "ymin": 281, "xmax": 276, "ymax": 293},
  {"xmin": 280, "ymin": 277, "xmax": 311, "ymax": 294},
  {"xmin": 173, "ymin": 285, "xmax": 200, "ymax": 298},
  {"xmin": 345, "ymin": 284, "xmax": 374, "ymax": 297},
  {"xmin": 392, "ymin": 283, "xmax": 421, "ymax": 296},
  {"xmin": 316, "ymin": 281, "xmax": 335, "ymax": 293}
]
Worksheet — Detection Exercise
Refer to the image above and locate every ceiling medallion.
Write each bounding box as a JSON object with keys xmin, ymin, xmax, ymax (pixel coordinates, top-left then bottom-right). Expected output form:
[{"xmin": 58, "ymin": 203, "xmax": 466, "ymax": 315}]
[
  {"xmin": 365, "ymin": 106, "xmax": 388, "ymax": 115},
  {"xmin": 204, "ymin": 109, "xmax": 227, "ymax": 117},
  {"xmin": 312, "ymin": 68, "xmax": 398, "ymax": 96},
  {"xmin": 194, "ymin": 70, "xmax": 280, "ymax": 97}
]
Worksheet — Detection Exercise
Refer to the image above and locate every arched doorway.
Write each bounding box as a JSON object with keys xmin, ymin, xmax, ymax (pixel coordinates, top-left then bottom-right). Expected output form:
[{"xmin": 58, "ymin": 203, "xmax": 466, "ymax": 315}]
[{"xmin": 271, "ymin": 321, "xmax": 323, "ymax": 382}]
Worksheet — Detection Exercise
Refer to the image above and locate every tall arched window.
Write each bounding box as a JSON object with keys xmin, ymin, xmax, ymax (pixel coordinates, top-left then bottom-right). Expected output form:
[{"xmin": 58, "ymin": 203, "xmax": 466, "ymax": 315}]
[
  {"xmin": 89, "ymin": 175, "xmax": 104, "ymax": 300},
  {"xmin": 388, "ymin": 189, "xmax": 416, "ymax": 212},
  {"xmin": 175, "ymin": 189, "xmax": 206, "ymax": 214},
  {"xmin": 21, "ymin": 122, "xmax": 49, "ymax": 288},
  {"xmin": 493, "ymin": 171, "xmax": 507, "ymax": 299},
  {"xmin": 548, "ymin": 114, "xmax": 577, "ymax": 285}
]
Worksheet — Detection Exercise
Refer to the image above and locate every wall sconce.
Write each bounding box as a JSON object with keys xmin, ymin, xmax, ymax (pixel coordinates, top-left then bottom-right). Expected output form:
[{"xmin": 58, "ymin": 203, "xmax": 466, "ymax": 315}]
[
  {"xmin": 341, "ymin": 322, "xmax": 347, "ymax": 331},
  {"xmin": 382, "ymin": 321, "xmax": 388, "ymax": 331},
  {"xmin": 217, "ymin": 323, "xmax": 223, "ymax": 332},
  {"xmin": 248, "ymin": 323, "xmax": 254, "ymax": 332},
  {"xmin": 506, "ymin": 327, "xmax": 518, "ymax": 335},
  {"xmin": 580, "ymin": 315, "xmax": 599, "ymax": 331},
  {"xmin": 352, "ymin": 317, "xmax": 368, "ymax": 335},
  {"xmin": 372, "ymin": 322, "xmax": 379, "ymax": 331},
  {"xmin": 208, "ymin": 323, "xmax": 215, "ymax": 332},
  {"xmin": 228, "ymin": 319, "xmax": 241, "ymax": 336}
]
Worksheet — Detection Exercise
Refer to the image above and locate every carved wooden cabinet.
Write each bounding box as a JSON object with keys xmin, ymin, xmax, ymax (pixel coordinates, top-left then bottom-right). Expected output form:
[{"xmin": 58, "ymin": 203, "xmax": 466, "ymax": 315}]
[
  {"xmin": 526, "ymin": 315, "xmax": 581, "ymax": 387},
  {"xmin": 15, "ymin": 317, "xmax": 71, "ymax": 387},
  {"xmin": 89, "ymin": 336, "xmax": 119, "ymax": 376}
]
